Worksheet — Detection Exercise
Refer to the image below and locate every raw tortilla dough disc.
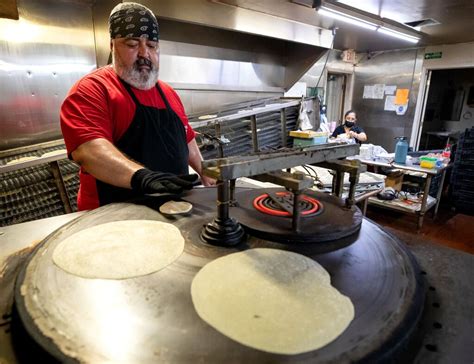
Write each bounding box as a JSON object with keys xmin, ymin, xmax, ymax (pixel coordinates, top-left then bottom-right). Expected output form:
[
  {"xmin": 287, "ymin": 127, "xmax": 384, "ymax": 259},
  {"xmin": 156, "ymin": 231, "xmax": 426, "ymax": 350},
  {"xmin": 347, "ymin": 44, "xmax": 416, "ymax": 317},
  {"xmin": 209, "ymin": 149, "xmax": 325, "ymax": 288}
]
[
  {"xmin": 159, "ymin": 200, "xmax": 193, "ymax": 215},
  {"xmin": 6, "ymin": 156, "xmax": 39, "ymax": 165},
  {"xmin": 191, "ymin": 248, "xmax": 354, "ymax": 355},
  {"xmin": 52, "ymin": 220, "xmax": 185, "ymax": 279},
  {"xmin": 41, "ymin": 149, "xmax": 66, "ymax": 158},
  {"xmin": 198, "ymin": 114, "xmax": 217, "ymax": 120}
]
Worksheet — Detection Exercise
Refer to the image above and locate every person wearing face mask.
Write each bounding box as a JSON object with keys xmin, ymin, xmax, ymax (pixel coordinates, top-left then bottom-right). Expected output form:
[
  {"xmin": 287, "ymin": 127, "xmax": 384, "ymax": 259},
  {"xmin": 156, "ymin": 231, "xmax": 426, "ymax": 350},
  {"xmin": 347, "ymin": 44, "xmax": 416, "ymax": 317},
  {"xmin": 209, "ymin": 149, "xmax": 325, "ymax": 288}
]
[
  {"xmin": 60, "ymin": 2, "xmax": 215, "ymax": 211},
  {"xmin": 330, "ymin": 110, "xmax": 368, "ymax": 144}
]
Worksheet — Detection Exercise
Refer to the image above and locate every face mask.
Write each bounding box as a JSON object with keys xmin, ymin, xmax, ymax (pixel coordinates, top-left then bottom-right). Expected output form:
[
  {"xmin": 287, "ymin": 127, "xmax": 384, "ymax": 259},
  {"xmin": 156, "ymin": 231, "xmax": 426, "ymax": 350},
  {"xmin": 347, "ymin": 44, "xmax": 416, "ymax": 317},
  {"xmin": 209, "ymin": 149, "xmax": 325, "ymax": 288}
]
[{"xmin": 345, "ymin": 121, "xmax": 355, "ymax": 128}]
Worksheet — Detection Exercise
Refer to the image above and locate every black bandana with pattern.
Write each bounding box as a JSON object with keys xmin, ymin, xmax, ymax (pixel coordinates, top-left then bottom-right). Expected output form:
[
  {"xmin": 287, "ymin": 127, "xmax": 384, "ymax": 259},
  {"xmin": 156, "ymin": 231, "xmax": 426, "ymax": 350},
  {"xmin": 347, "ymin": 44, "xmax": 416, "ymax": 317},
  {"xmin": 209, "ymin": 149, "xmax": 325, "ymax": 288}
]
[{"xmin": 109, "ymin": 3, "xmax": 159, "ymax": 41}]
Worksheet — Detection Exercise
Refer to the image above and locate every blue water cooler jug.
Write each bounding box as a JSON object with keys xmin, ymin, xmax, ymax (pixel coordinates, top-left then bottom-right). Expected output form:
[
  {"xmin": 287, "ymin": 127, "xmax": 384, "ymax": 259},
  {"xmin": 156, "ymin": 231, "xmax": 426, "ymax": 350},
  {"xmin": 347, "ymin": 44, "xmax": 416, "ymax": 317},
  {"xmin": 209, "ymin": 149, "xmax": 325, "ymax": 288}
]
[{"xmin": 394, "ymin": 137, "xmax": 408, "ymax": 164}]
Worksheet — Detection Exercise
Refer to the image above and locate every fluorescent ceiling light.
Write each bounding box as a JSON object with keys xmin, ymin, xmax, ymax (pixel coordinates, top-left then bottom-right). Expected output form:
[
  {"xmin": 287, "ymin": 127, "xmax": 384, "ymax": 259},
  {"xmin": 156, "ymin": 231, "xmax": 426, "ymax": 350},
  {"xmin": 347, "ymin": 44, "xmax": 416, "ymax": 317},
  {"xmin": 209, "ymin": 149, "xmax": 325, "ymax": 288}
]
[
  {"xmin": 377, "ymin": 27, "xmax": 419, "ymax": 43},
  {"xmin": 318, "ymin": 7, "xmax": 377, "ymax": 31},
  {"xmin": 318, "ymin": 6, "xmax": 421, "ymax": 44}
]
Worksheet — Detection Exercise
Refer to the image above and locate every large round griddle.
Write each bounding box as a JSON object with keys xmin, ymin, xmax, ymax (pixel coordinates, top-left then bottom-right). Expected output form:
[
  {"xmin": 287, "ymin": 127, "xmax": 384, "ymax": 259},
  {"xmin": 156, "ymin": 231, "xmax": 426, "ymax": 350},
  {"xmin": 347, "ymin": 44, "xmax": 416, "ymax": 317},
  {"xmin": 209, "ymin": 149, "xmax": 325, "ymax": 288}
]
[{"xmin": 14, "ymin": 188, "xmax": 424, "ymax": 363}]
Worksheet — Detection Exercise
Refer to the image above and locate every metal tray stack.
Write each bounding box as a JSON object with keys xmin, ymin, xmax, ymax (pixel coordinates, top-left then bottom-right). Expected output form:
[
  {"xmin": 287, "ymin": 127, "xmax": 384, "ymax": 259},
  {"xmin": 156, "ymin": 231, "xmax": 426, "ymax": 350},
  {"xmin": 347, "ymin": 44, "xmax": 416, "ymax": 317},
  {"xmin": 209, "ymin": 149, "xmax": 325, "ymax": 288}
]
[
  {"xmin": 189, "ymin": 98, "xmax": 301, "ymax": 159},
  {"xmin": 0, "ymin": 146, "xmax": 79, "ymax": 227},
  {"xmin": 450, "ymin": 127, "xmax": 474, "ymax": 213}
]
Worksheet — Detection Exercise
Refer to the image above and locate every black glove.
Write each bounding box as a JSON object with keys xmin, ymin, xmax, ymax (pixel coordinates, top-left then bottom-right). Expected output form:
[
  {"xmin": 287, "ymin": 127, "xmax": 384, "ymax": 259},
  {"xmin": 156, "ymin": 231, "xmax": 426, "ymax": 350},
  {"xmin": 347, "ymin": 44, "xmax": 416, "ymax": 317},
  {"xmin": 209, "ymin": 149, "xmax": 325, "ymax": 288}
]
[{"xmin": 131, "ymin": 168, "xmax": 199, "ymax": 195}]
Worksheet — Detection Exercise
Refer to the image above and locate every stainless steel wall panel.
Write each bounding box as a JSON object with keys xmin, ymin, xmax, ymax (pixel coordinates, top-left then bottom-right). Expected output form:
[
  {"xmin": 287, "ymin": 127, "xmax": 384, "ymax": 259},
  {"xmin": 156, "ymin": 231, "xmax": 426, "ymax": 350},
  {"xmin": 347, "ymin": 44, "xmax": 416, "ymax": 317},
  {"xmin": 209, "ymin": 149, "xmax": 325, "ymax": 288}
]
[
  {"xmin": 139, "ymin": 0, "xmax": 333, "ymax": 48},
  {"xmin": 284, "ymin": 42, "xmax": 330, "ymax": 91},
  {"xmin": 179, "ymin": 90, "xmax": 281, "ymax": 115},
  {"xmin": 154, "ymin": 19, "xmax": 325, "ymax": 113},
  {"xmin": 0, "ymin": 0, "xmax": 96, "ymax": 151},
  {"xmin": 91, "ymin": 1, "xmax": 331, "ymax": 91},
  {"xmin": 160, "ymin": 50, "xmax": 285, "ymax": 91},
  {"xmin": 351, "ymin": 49, "xmax": 424, "ymax": 152},
  {"xmin": 156, "ymin": 23, "xmax": 316, "ymax": 92},
  {"xmin": 92, "ymin": 0, "xmax": 116, "ymax": 67},
  {"xmin": 299, "ymin": 50, "xmax": 344, "ymax": 90}
]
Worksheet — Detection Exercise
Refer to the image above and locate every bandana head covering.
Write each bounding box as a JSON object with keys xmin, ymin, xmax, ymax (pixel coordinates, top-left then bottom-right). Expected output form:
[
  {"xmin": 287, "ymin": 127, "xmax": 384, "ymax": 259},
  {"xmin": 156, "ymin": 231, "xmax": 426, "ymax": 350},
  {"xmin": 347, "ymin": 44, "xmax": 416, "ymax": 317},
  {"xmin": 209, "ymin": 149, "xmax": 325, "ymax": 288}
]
[{"xmin": 109, "ymin": 2, "xmax": 159, "ymax": 41}]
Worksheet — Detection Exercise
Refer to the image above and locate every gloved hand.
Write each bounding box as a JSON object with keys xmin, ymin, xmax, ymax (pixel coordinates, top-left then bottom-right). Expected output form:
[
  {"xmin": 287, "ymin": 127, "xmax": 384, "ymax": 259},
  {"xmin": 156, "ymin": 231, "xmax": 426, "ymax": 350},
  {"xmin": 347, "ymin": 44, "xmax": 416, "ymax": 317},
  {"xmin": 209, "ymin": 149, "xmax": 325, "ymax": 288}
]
[{"xmin": 131, "ymin": 168, "xmax": 199, "ymax": 195}]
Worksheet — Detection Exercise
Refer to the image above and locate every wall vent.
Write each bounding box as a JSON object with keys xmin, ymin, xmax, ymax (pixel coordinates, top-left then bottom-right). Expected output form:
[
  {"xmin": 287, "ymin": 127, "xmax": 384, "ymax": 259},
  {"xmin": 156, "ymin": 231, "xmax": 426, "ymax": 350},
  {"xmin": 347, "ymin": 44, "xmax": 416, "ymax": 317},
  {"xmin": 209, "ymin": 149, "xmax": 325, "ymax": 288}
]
[{"xmin": 404, "ymin": 18, "xmax": 440, "ymax": 28}]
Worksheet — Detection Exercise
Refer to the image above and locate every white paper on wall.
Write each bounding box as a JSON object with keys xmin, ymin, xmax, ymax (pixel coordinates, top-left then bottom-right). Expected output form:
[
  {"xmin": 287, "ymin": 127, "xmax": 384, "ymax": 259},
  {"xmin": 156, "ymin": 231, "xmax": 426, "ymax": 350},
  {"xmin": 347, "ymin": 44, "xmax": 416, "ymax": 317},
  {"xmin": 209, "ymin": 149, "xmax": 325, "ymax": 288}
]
[
  {"xmin": 384, "ymin": 96, "xmax": 397, "ymax": 111},
  {"xmin": 384, "ymin": 85, "xmax": 397, "ymax": 95},
  {"xmin": 373, "ymin": 84, "xmax": 385, "ymax": 99},
  {"xmin": 363, "ymin": 84, "xmax": 385, "ymax": 99},
  {"xmin": 363, "ymin": 85, "xmax": 374, "ymax": 99}
]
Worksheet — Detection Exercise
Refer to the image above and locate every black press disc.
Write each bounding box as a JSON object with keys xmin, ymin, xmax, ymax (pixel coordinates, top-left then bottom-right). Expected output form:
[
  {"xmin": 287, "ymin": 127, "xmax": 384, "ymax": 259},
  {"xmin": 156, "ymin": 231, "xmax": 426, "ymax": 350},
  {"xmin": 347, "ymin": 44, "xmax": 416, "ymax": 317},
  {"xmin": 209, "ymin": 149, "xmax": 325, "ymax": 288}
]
[{"xmin": 230, "ymin": 188, "xmax": 362, "ymax": 248}]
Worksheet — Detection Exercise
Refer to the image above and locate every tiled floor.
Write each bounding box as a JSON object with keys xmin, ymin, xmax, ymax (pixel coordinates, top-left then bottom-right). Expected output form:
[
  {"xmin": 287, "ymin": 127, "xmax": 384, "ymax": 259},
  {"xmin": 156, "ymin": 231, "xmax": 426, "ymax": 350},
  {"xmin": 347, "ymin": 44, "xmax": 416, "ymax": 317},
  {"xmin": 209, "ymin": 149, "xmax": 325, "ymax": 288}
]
[{"xmin": 365, "ymin": 202, "xmax": 474, "ymax": 255}]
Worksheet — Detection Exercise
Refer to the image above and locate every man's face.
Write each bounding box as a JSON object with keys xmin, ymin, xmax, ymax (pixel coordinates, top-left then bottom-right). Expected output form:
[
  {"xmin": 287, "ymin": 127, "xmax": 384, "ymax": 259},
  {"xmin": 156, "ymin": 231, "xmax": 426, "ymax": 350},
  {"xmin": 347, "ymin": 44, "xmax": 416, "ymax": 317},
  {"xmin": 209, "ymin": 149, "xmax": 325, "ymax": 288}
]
[{"xmin": 112, "ymin": 37, "xmax": 160, "ymax": 90}]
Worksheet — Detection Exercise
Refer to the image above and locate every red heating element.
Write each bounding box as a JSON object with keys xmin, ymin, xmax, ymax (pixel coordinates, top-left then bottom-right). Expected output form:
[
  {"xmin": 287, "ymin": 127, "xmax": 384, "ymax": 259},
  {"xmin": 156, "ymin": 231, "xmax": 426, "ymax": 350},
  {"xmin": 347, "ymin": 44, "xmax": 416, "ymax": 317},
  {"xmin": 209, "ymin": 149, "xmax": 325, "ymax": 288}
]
[{"xmin": 253, "ymin": 191, "xmax": 323, "ymax": 217}]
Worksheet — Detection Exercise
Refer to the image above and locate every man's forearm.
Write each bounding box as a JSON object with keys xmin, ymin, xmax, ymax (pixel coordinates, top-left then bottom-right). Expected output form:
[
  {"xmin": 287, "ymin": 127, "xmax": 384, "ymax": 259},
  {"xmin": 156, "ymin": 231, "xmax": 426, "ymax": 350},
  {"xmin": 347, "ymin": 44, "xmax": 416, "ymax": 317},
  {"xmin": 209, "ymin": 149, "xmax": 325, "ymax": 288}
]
[
  {"xmin": 188, "ymin": 138, "xmax": 204, "ymax": 175},
  {"xmin": 71, "ymin": 138, "xmax": 143, "ymax": 188},
  {"xmin": 188, "ymin": 138, "xmax": 216, "ymax": 186}
]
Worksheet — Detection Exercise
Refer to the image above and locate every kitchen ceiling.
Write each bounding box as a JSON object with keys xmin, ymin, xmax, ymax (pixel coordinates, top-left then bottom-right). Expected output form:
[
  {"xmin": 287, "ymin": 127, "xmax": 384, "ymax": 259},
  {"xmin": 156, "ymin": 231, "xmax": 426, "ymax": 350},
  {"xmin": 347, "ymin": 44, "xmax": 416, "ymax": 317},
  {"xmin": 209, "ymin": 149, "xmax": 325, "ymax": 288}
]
[
  {"xmin": 331, "ymin": 0, "xmax": 474, "ymax": 52},
  {"xmin": 218, "ymin": 0, "xmax": 474, "ymax": 52}
]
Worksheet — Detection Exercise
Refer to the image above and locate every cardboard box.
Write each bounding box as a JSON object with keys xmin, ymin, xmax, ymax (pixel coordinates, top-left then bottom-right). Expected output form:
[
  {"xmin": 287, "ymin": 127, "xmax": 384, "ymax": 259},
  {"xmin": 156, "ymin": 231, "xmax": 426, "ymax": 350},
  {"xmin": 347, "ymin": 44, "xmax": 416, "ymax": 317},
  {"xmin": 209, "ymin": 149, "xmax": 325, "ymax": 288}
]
[
  {"xmin": 385, "ymin": 171, "xmax": 404, "ymax": 191},
  {"xmin": 289, "ymin": 130, "xmax": 328, "ymax": 139}
]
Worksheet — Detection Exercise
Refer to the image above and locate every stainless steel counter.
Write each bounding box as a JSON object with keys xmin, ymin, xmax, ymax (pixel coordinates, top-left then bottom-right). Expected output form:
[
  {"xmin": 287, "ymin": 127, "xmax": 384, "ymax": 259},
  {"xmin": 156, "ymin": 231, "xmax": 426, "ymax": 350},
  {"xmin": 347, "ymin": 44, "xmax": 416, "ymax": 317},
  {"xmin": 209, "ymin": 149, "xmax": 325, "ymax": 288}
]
[{"xmin": 0, "ymin": 212, "xmax": 83, "ymax": 263}]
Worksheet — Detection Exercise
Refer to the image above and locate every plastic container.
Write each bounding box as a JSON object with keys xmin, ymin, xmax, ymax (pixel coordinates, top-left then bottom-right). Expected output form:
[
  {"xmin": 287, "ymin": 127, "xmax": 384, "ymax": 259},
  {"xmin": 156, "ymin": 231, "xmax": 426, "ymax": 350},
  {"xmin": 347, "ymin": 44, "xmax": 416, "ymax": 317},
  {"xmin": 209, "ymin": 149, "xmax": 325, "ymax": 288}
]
[
  {"xmin": 420, "ymin": 156, "xmax": 437, "ymax": 169},
  {"xmin": 442, "ymin": 143, "xmax": 451, "ymax": 158},
  {"xmin": 394, "ymin": 137, "xmax": 409, "ymax": 164},
  {"xmin": 293, "ymin": 136, "xmax": 328, "ymax": 147},
  {"xmin": 442, "ymin": 143, "xmax": 451, "ymax": 165}
]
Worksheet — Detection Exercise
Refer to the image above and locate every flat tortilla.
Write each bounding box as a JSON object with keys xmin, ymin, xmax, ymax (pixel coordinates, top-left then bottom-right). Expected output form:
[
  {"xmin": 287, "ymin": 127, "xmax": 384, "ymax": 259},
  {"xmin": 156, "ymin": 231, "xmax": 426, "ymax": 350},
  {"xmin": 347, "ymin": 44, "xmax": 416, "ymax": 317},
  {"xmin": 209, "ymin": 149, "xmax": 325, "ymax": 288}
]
[
  {"xmin": 41, "ymin": 149, "xmax": 66, "ymax": 158},
  {"xmin": 6, "ymin": 156, "xmax": 39, "ymax": 165},
  {"xmin": 52, "ymin": 220, "xmax": 184, "ymax": 279},
  {"xmin": 191, "ymin": 248, "xmax": 354, "ymax": 355},
  {"xmin": 159, "ymin": 201, "xmax": 193, "ymax": 215},
  {"xmin": 198, "ymin": 114, "xmax": 217, "ymax": 120}
]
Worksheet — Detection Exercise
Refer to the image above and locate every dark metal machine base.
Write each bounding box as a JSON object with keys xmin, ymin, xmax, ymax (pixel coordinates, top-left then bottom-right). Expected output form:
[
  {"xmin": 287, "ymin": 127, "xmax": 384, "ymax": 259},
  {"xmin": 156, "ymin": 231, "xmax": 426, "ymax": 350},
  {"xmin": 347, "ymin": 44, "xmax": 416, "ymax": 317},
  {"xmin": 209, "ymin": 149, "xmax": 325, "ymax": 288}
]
[{"xmin": 201, "ymin": 216, "xmax": 246, "ymax": 246}]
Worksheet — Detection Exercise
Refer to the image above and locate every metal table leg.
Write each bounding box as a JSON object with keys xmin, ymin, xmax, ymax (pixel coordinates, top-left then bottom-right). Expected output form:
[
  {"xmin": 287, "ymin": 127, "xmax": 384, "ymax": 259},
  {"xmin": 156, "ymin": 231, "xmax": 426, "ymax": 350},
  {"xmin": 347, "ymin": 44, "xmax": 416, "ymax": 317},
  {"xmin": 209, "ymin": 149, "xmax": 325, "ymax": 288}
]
[
  {"xmin": 49, "ymin": 161, "xmax": 73, "ymax": 214},
  {"xmin": 346, "ymin": 171, "xmax": 359, "ymax": 207},
  {"xmin": 362, "ymin": 199, "xmax": 368, "ymax": 216},
  {"xmin": 333, "ymin": 171, "xmax": 344, "ymax": 197},
  {"xmin": 418, "ymin": 174, "xmax": 432, "ymax": 231},
  {"xmin": 433, "ymin": 169, "xmax": 447, "ymax": 217}
]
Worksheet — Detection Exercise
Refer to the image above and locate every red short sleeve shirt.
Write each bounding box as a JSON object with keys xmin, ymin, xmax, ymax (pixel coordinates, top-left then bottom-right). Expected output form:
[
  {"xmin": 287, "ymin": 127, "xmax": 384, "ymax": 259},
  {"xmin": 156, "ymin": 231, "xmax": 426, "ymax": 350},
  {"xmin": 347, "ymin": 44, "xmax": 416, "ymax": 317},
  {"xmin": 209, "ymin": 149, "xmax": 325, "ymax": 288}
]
[{"xmin": 60, "ymin": 66, "xmax": 196, "ymax": 210}]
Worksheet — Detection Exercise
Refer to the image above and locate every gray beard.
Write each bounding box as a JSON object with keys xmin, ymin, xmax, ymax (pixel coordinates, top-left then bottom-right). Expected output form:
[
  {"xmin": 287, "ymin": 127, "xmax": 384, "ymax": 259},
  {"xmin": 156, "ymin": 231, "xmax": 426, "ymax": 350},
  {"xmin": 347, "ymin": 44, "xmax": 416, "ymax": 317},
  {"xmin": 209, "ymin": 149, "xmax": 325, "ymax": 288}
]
[{"xmin": 112, "ymin": 53, "xmax": 159, "ymax": 90}]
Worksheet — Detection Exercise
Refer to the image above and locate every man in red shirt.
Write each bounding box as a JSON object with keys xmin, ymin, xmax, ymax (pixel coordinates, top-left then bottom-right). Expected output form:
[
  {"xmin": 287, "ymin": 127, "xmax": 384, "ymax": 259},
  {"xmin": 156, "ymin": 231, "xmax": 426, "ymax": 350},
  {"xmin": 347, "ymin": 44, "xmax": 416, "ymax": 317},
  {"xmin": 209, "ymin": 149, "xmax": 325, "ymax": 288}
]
[{"xmin": 61, "ymin": 2, "xmax": 214, "ymax": 210}]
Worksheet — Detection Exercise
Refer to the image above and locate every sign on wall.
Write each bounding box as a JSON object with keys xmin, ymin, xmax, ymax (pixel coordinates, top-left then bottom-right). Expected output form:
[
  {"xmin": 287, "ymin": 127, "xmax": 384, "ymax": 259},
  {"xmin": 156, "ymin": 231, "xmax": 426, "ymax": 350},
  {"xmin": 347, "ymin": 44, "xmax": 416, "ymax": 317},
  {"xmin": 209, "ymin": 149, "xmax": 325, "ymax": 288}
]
[{"xmin": 424, "ymin": 52, "xmax": 443, "ymax": 60}]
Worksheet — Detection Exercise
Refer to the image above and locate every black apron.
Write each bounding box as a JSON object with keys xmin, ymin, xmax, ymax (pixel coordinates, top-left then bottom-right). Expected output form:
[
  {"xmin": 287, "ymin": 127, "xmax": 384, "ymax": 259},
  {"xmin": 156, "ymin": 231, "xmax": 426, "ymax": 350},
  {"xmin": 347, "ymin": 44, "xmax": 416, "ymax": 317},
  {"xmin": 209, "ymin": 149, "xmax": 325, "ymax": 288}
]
[{"xmin": 96, "ymin": 80, "xmax": 189, "ymax": 205}]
